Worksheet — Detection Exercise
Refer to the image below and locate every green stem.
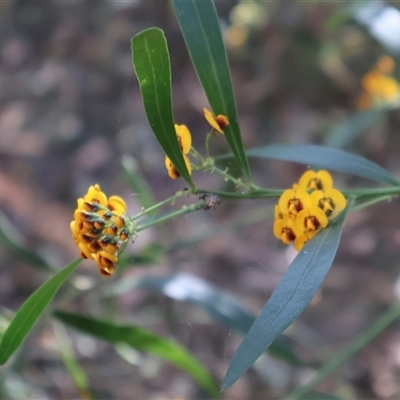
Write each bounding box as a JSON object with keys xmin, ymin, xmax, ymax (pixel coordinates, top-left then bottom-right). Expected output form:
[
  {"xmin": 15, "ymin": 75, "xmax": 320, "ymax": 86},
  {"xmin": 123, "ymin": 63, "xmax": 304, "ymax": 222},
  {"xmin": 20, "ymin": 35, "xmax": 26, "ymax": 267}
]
[
  {"xmin": 194, "ymin": 187, "xmax": 283, "ymax": 199},
  {"xmin": 135, "ymin": 201, "xmax": 206, "ymax": 232},
  {"xmin": 189, "ymin": 147, "xmax": 204, "ymax": 161},
  {"xmin": 284, "ymin": 302, "xmax": 400, "ymax": 400},
  {"xmin": 205, "ymin": 130, "xmax": 213, "ymax": 158},
  {"xmin": 210, "ymin": 165, "xmax": 250, "ymax": 189},
  {"xmin": 130, "ymin": 188, "xmax": 192, "ymax": 222},
  {"xmin": 349, "ymin": 195, "xmax": 393, "ymax": 212},
  {"xmin": 129, "ymin": 183, "xmax": 400, "ymax": 232},
  {"xmin": 190, "ymin": 145, "xmax": 252, "ymax": 190},
  {"xmin": 343, "ymin": 187, "xmax": 400, "ymax": 199}
]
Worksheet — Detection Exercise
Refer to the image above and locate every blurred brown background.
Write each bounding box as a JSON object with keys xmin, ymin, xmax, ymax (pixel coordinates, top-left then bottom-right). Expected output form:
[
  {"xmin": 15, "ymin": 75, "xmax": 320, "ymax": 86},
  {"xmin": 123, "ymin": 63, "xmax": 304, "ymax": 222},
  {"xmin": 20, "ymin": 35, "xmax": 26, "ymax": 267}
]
[{"xmin": 2, "ymin": 0, "xmax": 400, "ymax": 399}]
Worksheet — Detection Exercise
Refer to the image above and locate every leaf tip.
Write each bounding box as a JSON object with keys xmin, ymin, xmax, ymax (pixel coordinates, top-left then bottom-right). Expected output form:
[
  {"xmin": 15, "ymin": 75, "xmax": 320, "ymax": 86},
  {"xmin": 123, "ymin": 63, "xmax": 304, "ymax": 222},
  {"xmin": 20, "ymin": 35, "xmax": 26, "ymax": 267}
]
[{"xmin": 221, "ymin": 374, "xmax": 236, "ymax": 391}]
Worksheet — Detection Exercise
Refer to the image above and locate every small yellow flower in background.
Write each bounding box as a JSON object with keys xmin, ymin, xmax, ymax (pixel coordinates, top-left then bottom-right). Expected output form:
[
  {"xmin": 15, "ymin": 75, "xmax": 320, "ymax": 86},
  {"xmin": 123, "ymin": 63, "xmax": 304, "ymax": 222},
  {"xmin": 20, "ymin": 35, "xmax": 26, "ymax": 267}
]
[
  {"xmin": 203, "ymin": 108, "xmax": 229, "ymax": 134},
  {"xmin": 165, "ymin": 124, "xmax": 192, "ymax": 179},
  {"xmin": 274, "ymin": 170, "xmax": 346, "ymax": 251},
  {"xmin": 357, "ymin": 56, "xmax": 400, "ymax": 110},
  {"xmin": 70, "ymin": 184, "xmax": 130, "ymax": 277}
]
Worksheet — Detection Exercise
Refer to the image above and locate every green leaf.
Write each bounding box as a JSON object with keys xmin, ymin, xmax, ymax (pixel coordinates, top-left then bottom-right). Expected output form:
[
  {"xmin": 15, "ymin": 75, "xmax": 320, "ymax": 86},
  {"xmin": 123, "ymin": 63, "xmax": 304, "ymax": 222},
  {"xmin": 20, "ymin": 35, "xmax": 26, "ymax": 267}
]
[
  {"xmin": 222, "ymin": 209, "xmax": 348, "ymax": 390},
  {"xmin": 53, "ymin": 311, "xmax": 219, "ymax": 398},
  {"xmin": 121, "ymin": 155, "xmax": 156, "ymax": 211},
  {"xmin": 247, "ymin": 144, "xmax": 400, "ymax": 186},
  {"xmin": 0, "ymin": 258, "xmax": 81, "ymax": 365},
  {"xmin": 131, "ymin": 28, "xmax": 194, "ymax": 187},
  {"xmin": 105, "ymin": 272, "xmax": 303, "ymax": 367},
  {"xmin": 172, "ymin": 0, "xmax": 251, "ymax": 181},
  {"xmin": 324, "ymin": 109, "xmax": 384, "ymax": 148},
  {"xmin": 0, "ymin": 210, "xmax": 53, "ymax": 271}
]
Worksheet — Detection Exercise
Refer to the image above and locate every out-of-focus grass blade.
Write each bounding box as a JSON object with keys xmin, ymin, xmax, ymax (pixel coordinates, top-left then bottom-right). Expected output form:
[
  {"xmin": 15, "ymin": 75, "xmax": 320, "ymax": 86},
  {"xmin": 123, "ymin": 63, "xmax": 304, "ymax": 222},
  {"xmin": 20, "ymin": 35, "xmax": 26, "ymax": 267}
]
[
  {"xmin": 247, "ymin": 144, "xmax": 400, "ymax": 186},
  {"xmin": 222, "ymin": 209, "xmax": 347, "ymax": 390},
  {"xmin": 0, "ymin": 258, "xmax": 81, "ymax": 365},
  {"xmin": 286, "ymin": 302, "xmax": 400, "ymax": 400},
  {"xmin": 105, "ymin": 273, "xmax": 304, "ymax": 367},
  {"xmin": 121, "ymin": 155, "xmax": 155, "ymax": 211},
  {"xmin": 131, "ymin": 28, "xmax": 194, "ymax": 187},
  {"xmin": 53, "ymin": 311, "xmax": 219, "ymax": 398},
  {"xmin": 53, "ymin": 322, "xmax": 93, "ymax": 400},
  {"xmin": 305, "ymin": 392, "xmax": 344, "ymax": 400},
  {"xmin": 0, "ymin": 210, "xmax": 53, "ymax": 271},
  {"xmin": 324, "ymin": 109, "xmax": 384, "ymax": 148},
  {"xmin": 351, "ymin": 2, "xmax": 400, "ymax": 54},
  {"xmin": 172, "ymin": 0, "xmax": 251, "ymax": 181}
]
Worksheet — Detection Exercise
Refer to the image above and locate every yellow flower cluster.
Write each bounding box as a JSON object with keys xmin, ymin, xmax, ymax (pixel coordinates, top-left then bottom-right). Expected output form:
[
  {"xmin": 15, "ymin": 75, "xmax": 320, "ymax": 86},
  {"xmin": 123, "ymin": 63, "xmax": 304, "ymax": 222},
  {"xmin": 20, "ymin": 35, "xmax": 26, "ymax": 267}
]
[
  {"xmin": 165, "ymin": 109, "xmax": 229, "ymax": 179},
  {"xmin": 357, "ymin": 56, "xmax": 400, "ymax": 110},
  {"xmin": 274, "ymin": 170, "xmax": 346, "ymax": 251},
  {"xmin": 70, "ymin": 184, "xmax": 129, "ymax": 277}
]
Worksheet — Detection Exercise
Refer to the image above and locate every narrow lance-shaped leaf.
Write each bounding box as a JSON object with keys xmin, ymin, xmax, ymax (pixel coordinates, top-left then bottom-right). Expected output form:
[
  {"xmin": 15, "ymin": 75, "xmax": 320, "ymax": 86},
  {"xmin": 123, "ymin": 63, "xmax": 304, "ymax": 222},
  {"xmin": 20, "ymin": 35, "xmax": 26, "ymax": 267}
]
[
  {"xmin": 131, "ymin": 28, "xmax": 194, "ymax": 187},
  {"xmin": 222, "ymin": 208, "xmax": 348, "ymax": 389},
  {"xmin": 247, "ymin": 144, "xmax": 400, "ymax": 186},
  {"xmin": 54, "ymin": 311, "xmax": 219, "ymax": 398},
  {"xmin": 172, "ymin": 0, "xmax": 251, "ymax": 181},
  {"xmin": 0, "ymin": 258, "xmax": 81, "ymax": 365}
]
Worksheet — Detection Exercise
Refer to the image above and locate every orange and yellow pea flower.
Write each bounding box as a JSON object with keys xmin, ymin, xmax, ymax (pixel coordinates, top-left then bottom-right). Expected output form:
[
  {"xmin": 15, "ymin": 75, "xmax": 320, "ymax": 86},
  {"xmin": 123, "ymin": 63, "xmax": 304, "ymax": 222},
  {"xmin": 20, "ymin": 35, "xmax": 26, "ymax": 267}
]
[
  {"xmin": 274, "ymin": 204, "xmax": 283, "ymax": 220},
  {"xmin": 274, "ymin": 170, "xmax": 346, "ymax": 251},
  {"xmin": 298, "ymin": 170, "xmax": 333, "ymax": 191},
  {"xmin": 294, "ymin": 231, "xmax": 318, "ymax": 252},
  {"xmin": 165, "ymin": 124, "xmax": 192, "ymax": 179},
  {"xmin": 95, "ymin": 251, "xmax": 117, "ymax": 277},
  {"xmin": 278, "ymin": 188, "xmax": 311, "ymax": 218},
  {"xmin": 203, "ymin": 108, "xmax": 229, "ymax": 134},
  {"xmin": 273, "ymin": 215, "xmax": 300, "ymax": 245},
  {"xmin": 310, "ymin": 188, "xmax": 346, "ymax": 220},
  {"xmin": 108, "ymin": 195, "xmax": 127, "ymax": 214},
  {"xmin": 165, "ymin": 153, "xmax": 192, "ymax": 180},
  {"xmin": 70, "ymin": 184, "xmax": 129, "ymax": 277},
  {"xmin": 295, "ymin": 206, "xmax": 328, "ymax": 235},
  {"xmin": 175, "ymin": 124, "xmax": 192, "ymax": 153}
]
